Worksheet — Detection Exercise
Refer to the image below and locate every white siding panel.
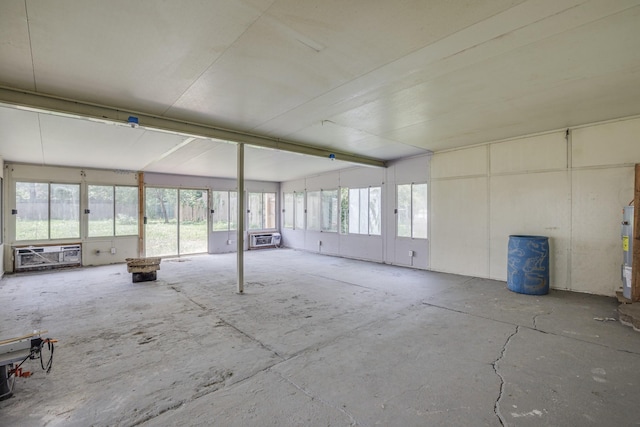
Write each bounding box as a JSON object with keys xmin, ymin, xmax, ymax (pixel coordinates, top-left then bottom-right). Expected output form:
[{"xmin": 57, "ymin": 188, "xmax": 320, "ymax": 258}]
[
  {"xmin": 489, "ymin": 171, "xmax": 571, "ymax": 289},
  {"xmin": 430, "ymin": 177, "xmax": 488, "ymax": 277},
  {"xmin": 305, "ymin": 174, "xmax": 339, "ymax": 191},
  {"xmin": 338, "ymin": 167, "xmax": 385, "ymax": 188},
  {"xmin": 490, "ymin": 132, "xmax": 566, "ymax": 174},
  {"xmin": 572, "ymin": 118, "xmax": 640, "ymax": 168},
  {"xmin": 431, "ymin": 146, "xmax": 487, "ymax": 179},
  {"xmin": 571, "ymin": 167, "xmax": 634, "ymax": 295},
  {"xmin": 391, "ymin": 155, "xmax": 429, "ymax": 183}
]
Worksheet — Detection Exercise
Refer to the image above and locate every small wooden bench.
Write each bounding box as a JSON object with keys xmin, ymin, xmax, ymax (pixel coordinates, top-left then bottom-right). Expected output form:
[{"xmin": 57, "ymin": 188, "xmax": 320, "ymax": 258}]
[{"xmin": 125, "ymin": 257, "xmax": 161, "ymax": 282}]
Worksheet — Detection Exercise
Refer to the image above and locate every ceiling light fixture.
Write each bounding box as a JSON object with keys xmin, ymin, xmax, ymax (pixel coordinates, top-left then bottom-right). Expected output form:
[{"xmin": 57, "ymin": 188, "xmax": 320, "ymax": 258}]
[{"xmin": 127, "ymin": 116, "xmax": 139, "ymax": 128}]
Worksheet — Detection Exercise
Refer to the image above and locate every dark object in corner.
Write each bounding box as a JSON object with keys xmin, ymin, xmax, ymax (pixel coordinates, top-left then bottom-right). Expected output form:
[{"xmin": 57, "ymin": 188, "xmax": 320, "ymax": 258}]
[{"xmin": 132, "ymin": 271, "xmax": 157, "ymax": 283}]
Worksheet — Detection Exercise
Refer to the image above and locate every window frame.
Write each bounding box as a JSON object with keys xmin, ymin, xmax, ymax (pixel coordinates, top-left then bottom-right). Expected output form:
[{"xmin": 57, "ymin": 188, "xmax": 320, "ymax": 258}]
[
  {"xmin": 87, "ymin": 184, "xmax": 139, "ymax": 238},
  {"xmin": 15, "ymin": 181, "xmax": 81, "ymax": 242},
  {"xmin": 211, "ymin": 190, "xmax": 238, "ymax": 232},
  {"xmin": 306, "ymin": 189, "xmax": 339, "ymax": 233},
  {"xmin": 341, "ymin": 186, "xmax": 382, "ymax": 236},
  {"xmin": 247, "ymin": 191, "xmax": 277, "ymax": 231},
  {"xmin": 283, "ymin": 192, "xmax": 294, "ymax": 229},
  {"xmin": 396, "ymin": 182, "xmax": 428, "ymax": 239},
  {"xmin": 294, "ymin": 191, "xmax": 305, "ymax": 230}
]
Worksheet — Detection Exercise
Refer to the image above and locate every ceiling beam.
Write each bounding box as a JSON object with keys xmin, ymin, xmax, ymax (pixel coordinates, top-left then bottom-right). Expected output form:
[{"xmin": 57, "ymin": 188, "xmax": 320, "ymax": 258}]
[{"xmin": 0, "ymin": 86, "xmax": 386, "ymax": 168}]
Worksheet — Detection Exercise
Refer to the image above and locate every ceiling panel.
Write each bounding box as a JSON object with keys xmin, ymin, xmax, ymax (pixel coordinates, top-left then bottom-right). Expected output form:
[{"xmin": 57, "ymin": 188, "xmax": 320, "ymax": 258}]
[
  {"xmin": 24, "ymin": 0, "xmax": 266, "ymax": 113},
  {"xmin": 0, "ymin": 0, "xmax": 33, "ymax": 90},
  {"xmin": 38, "ymin": 114, "xmax": 188, "ymax": 170},
  {"xmin": 0, "ymin": 0, "xmax": 639, "ymax": 181},
  {"xmin": 0, "ymin": 106, "xmax": 43, "ymax": 163}
]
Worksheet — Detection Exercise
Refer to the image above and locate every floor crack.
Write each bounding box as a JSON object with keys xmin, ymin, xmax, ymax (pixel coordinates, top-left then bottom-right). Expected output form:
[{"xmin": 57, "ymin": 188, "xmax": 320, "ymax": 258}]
[
  {"xmin": 272, "ymin": 370, "xmax": 361, "ymax": 426},
  {"xmin": 492, "ymin": 325, "xmax": 519, "ymax": 427},
  {"xmin": 217, "ymin": 316, "xmax": 286, "ymax": 361},
  {"xmin": 532, "ymin": 309, "xmax": 552, "ymax": 330}
]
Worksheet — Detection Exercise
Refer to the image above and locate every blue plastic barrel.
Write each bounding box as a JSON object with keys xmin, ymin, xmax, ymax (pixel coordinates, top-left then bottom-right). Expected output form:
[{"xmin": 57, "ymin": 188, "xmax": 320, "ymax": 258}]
[{"xmin": 507, "ymin": 235, "xmax": 549, "ymax": 295}]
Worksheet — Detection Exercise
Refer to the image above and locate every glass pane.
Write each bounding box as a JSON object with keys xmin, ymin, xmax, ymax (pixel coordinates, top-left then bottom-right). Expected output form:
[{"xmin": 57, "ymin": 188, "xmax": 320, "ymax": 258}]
[
  {"xmin": 115, "ymin": 186, "xmax": 138, "ymax": 236},
  {"xmin": 306, "ymin": 191, "xmax": 321, "ymax": 231},
  {"xmin": 212, "ymin": 191, "xmax": 229, "ymax": 231},
  {"xmin": 264, "ymin": 193, "xmax": 276, "ymax": 229},
  {"xmin": 397, "ymin": 184, "xmax": 411, "ymax": 237},
  {"xmin": 321, "ymin": 190, "xmax": 338, "ymax": 232},
  {"xmin": 340, "ymin": 187, "xmax": 349, "ymax": 234},
  {"xmin": 16, "ymin": 182, "xmax": 49, "ymax": 240},
  {"xmin": 145, "ymin": 187, "xmax": 178, "ymax": 257},
  {"xmin": 229, "ymin": 192, "xmax": 238, "ymax": 231},
  {"xmin": 283, "ymin": 193, "xmax": 294, "ymax": 229},
  {"xmin": 179, "ymin": 189, "xmax": 208, "ymax": 254},
  {"xmin": 88, "ymin": 185, "xmax": 114, "ymax": 237},
  {"xmin": 50, "ymin": 183, "xmax": 80, "ymax": 239},
  {"xmin": 348, "ymin": 188, "xmax": 359, "ymax": 234},
  {"xmin": 0, "ymin": 178, "xmax": 2, "ymax": 244},
  {"xmin": 359, "ymin": 188, "xmax": 368, "ymax": 235},
  {"xmin": 248, "ymin": 192, "xmax": 263, "ymax": 230},
  {"xmin": 369, "ymin": 187, "xmax": 381, "ymax": 235},
  {"xmin": 412, "ymin": 183, "xmax": 428, "ymax": 239},
  {"xmin": 294, "ymin": 192, "xmax": 305, "ymax": 230}
]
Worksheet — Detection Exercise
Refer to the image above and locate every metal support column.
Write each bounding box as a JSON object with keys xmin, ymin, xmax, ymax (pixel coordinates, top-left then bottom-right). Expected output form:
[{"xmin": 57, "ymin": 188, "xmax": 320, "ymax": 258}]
[{"xmin": 237, "ymin": 143, "xmax": 245, "ymax": 293}]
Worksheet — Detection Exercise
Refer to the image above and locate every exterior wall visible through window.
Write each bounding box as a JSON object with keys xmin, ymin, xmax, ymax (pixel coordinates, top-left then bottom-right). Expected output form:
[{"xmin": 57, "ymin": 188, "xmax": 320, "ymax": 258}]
[{"xmin": 397, "ymin": 183, "xmax": 428, "ymax": 239}]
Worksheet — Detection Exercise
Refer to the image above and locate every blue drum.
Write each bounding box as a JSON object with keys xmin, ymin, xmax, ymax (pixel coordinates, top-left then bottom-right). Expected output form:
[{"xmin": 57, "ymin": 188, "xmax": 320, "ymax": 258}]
[{"xmin": 507, "ymin": 235, "xmax": 549, "ymax": 295}]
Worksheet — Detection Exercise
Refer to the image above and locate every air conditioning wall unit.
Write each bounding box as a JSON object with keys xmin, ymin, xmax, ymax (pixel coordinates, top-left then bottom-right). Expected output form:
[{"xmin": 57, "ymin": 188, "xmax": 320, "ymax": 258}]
[
  {"xmin": 15, "ymin": 244, "xmax": 82, "ymax": 271},
  {"xmin": 248, "ymin": 232, "xmax": 281, "ymax": 250}
]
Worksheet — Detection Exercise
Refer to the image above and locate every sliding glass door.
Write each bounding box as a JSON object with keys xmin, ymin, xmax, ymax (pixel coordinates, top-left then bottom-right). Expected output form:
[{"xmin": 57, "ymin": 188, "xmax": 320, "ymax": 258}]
[{"xmin": 145, "ymin": 187, "xmax": 208, "ymax": 257}]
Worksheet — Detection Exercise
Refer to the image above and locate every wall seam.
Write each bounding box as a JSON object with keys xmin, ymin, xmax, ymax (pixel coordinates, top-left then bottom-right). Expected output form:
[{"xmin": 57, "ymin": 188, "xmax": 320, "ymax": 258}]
[
  {"xmin": 567, "ymin": 129, "xmax": 573, "ymax": 292},
  {"xmin": 487, "ymin": 145, "xmax": 492, "ymax": 278}
]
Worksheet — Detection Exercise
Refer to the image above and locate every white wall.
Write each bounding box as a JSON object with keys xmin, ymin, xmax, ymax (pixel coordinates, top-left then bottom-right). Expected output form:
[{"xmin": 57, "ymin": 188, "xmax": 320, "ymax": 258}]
[
  {"xmin": 430, "ymin": 116, "xmax": 640, "ymax": 296},
  {"xmin": 142, "ymin": 172, "xmax": 279, "ymax": 253},
  {"xmin": 2, "ymin": 166, "xmax": 281, "ymax": 272},
  {"xmin": 280, "ymin": 154, "xmax": 430, "ymax": 267},
  {"xmin": 5, "ymin": 164, "xmax": 140, "ymax": 271},
  {"xmin": 0, "ymin": 156, "xmax": 4, "ymax": 278}
]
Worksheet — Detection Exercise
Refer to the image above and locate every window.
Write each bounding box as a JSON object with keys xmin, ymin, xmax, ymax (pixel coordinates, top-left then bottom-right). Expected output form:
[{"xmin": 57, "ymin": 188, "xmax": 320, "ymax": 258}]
[
  {"xmin": 307, "ymin": 190, "xmax": 338, "ymax": 232},
  {"xmin": 321, "ymin": 190, "xmax": 338, "ymax": 232},
  {"xmin": 212, "ymin": 191, "xmax": 237, "ymax": 231},
  {"xmin": 342, "ymin": 187, "xmax": 381, "ymax": 235},
  {"xmin": 283, "ymin": 192, "xmax": 294, "ymax": 229},
  {"xmin": 397, "ymin": 183, "xmax": 428, "ymax": 239},
  {"xmin": 248, "ymin": 192, "xmax": 276, "ymax": 230},
  {"xmin": 340, "ymin": 188, "xmax": 348, "ymax": 234},
  {"xmin": 88, "ymin": 185, "xmax": 138, "ymax": 237},
  {"xmin": 306, "ymin": 191, "xmax": 320, "ymax": 231},
  {"xmin": 16, "ymin": 181, "xmax": 80, "ymax": 241},
  {"xmin": 0, "ymin": 178, "xmax": 3, "ymax": 244},
  {"xmin": 294, "ymin": 192, "xmax": 305, "ymax": 230}
]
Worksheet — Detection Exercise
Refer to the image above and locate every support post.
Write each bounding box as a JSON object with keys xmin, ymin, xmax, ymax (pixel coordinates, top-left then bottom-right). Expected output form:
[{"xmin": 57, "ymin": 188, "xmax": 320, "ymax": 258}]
[
  {"xmin": 237, "ymin": 143, "xmax": 245, "ymax": 293},
  {"xmin": 138, "ymin": 172, "xmax": 145, "ymax": 257}
]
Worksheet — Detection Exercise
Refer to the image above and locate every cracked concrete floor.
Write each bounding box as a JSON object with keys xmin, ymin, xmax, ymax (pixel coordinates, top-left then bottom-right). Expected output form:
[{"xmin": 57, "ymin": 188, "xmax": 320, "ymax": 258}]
[{"xmin": 1, "ymin": 249, "xmax": 639, "ymax": 426}]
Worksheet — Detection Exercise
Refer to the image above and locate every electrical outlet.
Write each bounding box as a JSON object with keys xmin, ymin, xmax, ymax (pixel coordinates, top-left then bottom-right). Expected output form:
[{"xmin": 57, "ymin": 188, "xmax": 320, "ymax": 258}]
[
  {"xmin": 318, "ymin": 240, "xmax": 322, "ymax": 246},
  {"xmin": 227, "ymin": 239, "xmax": 232, "ymax": 245},
  {"xmin": 110, "ymin": 247, "xmax": 117, "ymax": 254},
  {"xmin": 408, "ymin": 250, "xmax": 414, "ymax": 257}
]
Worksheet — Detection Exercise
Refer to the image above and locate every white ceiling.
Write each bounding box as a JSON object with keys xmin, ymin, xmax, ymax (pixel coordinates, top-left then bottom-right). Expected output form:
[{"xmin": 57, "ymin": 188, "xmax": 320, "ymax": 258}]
[{"xmin": 0, "ymin": 0, "xmax": 639, "ymax": 181}]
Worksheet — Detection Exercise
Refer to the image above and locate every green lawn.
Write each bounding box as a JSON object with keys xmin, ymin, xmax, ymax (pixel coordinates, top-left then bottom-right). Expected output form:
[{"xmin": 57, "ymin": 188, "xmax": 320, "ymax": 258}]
[{"xmin": 16, "ymin": 219, "xmax": 208, "ymax": 257}]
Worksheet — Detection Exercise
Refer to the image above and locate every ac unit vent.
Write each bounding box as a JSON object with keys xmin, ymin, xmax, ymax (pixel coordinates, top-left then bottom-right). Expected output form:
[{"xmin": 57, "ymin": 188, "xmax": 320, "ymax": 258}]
[
  {"xmin": 248, "ymin": 232, "xmax": 281, "ymax": 250},
  {"xmin": 15, "ymin": 244, "xmax": 82, "ymax": 271}
]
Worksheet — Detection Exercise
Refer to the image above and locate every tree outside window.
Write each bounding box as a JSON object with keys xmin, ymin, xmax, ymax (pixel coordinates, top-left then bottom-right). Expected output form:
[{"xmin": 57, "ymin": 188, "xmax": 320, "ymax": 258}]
[
  {"xmin": 15, "ymin": 181, "xmax": 80, "ymax": 241},
  {"xmin": 343, "ymin": 187, "xmax": 381, "ymax": 235},
  {"xmin": 397, "ymin": 183, "xmax": 428, "ymax": 239}
]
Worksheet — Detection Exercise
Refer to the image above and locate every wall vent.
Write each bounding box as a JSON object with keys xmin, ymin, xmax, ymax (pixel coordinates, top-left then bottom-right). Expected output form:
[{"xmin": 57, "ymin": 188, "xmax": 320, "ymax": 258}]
[
  {"xmin": 15, "ymin": 244, "xmax": 82, "ymax": 271},
  {"xmin": 248, "ymin": 232, "xmax": 281, "ymax": 250}
]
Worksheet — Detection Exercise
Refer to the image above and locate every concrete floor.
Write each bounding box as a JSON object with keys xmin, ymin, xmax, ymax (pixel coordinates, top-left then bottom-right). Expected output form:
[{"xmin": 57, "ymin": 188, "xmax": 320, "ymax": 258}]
[{"xmin": 1, "ymin": 249, "xmax": 639, "ymax": 426}]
